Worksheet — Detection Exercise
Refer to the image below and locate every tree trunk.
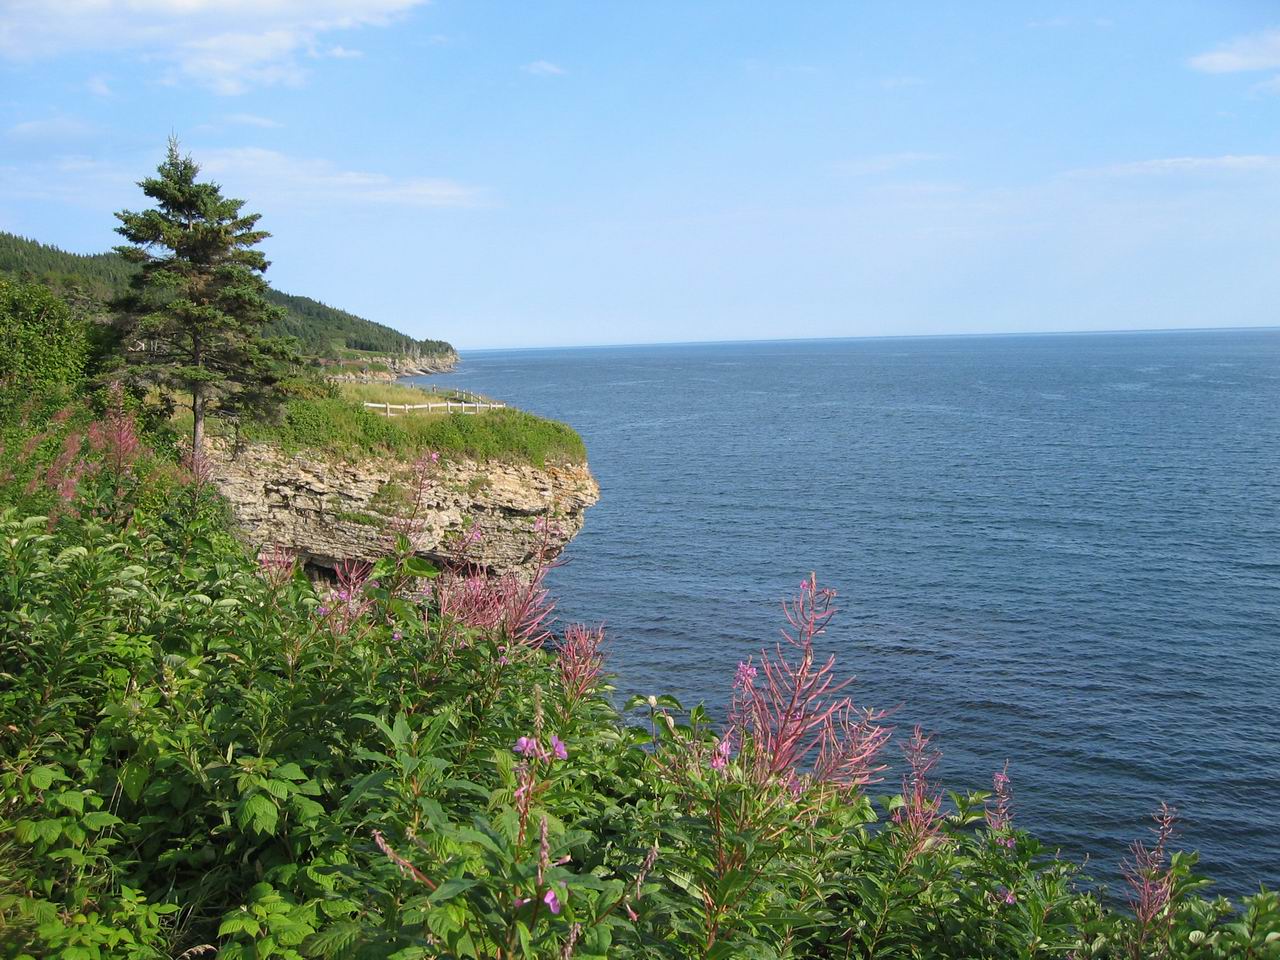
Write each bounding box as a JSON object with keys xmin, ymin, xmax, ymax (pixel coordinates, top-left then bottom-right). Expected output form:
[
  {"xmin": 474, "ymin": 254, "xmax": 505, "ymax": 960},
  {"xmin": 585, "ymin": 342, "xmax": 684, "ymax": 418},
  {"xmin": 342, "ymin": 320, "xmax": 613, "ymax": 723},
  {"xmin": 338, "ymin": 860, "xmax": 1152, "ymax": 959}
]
[
  {"xmin": 192, "ymin": 383, "xmax": 205, "ymax": 461},
  {"xmin": 192, "ymin": 328, "xmax": 204, "ymax": 462}
]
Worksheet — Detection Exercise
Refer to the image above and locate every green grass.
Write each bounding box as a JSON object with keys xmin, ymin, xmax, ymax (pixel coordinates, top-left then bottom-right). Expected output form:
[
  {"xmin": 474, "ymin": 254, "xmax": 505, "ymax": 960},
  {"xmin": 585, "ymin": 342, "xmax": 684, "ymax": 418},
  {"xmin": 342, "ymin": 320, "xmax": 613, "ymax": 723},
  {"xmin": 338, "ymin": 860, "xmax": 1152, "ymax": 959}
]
[
  {"xmin": 244, "ymin": 395, "xmax": 586, "ymax": 466},
  {"xmin": 338, "ymin": 382, "xmax": 459, "ymax": 405}
]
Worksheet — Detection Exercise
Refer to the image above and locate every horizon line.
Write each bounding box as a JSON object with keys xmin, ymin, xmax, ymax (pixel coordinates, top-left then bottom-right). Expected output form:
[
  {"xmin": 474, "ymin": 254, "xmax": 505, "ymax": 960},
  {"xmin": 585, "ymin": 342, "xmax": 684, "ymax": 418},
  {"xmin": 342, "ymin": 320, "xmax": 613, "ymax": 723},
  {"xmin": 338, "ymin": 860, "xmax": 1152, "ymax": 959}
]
[{"xmin": 453, "ymin": 322, "xmax": 1280, "ymax": 354}]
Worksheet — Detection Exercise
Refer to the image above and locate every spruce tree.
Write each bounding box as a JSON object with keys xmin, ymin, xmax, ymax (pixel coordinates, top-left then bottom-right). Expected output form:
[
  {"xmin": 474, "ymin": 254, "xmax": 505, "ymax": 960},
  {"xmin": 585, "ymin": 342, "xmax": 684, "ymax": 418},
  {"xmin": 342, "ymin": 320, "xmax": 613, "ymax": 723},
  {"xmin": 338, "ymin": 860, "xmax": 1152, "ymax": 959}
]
[{"xmin": 113, "ymin": 138, "xmax": 293, "ymax": 456}]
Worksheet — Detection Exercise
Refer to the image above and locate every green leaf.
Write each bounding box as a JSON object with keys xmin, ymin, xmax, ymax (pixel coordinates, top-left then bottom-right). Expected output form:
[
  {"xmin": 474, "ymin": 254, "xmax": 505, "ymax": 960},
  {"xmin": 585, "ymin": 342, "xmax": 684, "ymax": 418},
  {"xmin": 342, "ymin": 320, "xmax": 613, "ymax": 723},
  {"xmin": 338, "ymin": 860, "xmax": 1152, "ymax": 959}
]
[
  {"xmin": 28, "ymin": 766, "xmax": 66, "ymax": 790},
  {"xmin": 81, "ymin": 811, "xmax": 123, "ymax": 830},
  {"xmin": 219, "ymin": 913, "xmax": 262, "ymax": 937},
  {"xmin": 429, "ymin": 878, "xmax": 479, "ymax": 903},
  {"xmin": 53, "ymin": 790, "xmax": 85, "ymax": 813},
  {"xmin": 119, "ymin": 760, "xmax": 148, "ymax": 803},
  {"xmin": 239, "ymin": 794, "xmax": 279, "ymax": 836}
]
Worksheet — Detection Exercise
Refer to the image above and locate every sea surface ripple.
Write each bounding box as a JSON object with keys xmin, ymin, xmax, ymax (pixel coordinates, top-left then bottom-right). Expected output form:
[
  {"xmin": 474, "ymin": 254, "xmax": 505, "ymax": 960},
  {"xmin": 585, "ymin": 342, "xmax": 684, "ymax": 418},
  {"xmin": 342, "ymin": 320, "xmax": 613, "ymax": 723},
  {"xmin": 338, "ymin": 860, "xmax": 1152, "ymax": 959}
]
[{"xmin": 414, "ymin": 329, "xmax": 1280, "ymax": 895}]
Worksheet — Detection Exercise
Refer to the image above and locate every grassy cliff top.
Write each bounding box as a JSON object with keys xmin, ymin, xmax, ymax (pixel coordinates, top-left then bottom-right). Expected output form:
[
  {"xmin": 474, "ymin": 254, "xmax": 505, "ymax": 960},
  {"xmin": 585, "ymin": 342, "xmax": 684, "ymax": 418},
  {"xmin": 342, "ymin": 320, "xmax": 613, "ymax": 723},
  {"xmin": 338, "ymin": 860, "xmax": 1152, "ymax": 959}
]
[{"xmin": 237, "ymin": 388, "xmax": 586, "ymax": 467}]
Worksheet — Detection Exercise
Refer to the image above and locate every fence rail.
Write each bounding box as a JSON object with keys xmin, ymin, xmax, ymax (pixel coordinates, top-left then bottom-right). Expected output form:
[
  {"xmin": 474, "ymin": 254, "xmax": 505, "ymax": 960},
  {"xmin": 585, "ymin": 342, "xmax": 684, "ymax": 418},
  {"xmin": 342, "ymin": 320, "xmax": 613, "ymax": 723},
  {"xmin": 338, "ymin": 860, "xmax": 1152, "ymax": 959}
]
[{"xmin": 364, "ymin": 399, "xmax": 507, "ymax": 416}]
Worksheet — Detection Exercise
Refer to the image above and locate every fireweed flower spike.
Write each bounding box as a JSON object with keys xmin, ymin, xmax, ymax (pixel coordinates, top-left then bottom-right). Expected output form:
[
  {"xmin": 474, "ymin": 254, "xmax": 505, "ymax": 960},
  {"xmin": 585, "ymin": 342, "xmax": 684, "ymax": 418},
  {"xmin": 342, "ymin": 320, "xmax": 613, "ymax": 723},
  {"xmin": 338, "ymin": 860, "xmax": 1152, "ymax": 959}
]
[
  {"xmin": 727, "ymin": 575, "xmax": 889, "ymax": 791},
  {"xmin": 551, "ymin": 734, "xmax": 568, "ymax": 760},
  {"xmin": 894, "ymin": 725, "xmax": 947, "ymax": 862},
  {"xmin": 559, "ymin": 623, "xmax": 606, "ymax": 708},
  {"xmin": 1123, "ymin": 803, "xmax": 1179, "ymax": 953},
  {"xmin": 514, "ymin": 736, "xmax": 538, "ymax": 757},
  {"xmin": 986, "ymin": 761, "xmax": 1016, "ymax": 847}
]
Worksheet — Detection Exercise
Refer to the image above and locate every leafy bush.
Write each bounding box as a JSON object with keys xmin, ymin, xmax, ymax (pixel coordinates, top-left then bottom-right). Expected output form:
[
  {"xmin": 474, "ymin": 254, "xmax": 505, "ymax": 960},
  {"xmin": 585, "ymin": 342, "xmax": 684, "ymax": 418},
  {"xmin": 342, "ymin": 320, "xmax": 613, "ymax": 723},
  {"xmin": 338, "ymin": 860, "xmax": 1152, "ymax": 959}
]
[
  {"xmin": 0, "ymin": 279, "xmax": 87, "ymax": 404},
  {"xmin": 2, "ymin": 484, "xmax": 1278, "ymax": 958}
]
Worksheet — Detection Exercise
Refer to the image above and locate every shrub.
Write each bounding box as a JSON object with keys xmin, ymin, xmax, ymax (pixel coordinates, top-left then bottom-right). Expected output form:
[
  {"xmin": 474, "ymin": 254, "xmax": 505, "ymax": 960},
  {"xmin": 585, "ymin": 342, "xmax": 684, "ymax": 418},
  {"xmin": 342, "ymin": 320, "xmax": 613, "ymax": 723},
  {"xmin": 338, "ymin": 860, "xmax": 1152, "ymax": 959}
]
[
  {"xmin": 0, "ymin": 278, "xmax": 87, "ymax": 405},
  {"xmin": 0, "ymin": 458, "xmax": 1276, "ymax": 959}
]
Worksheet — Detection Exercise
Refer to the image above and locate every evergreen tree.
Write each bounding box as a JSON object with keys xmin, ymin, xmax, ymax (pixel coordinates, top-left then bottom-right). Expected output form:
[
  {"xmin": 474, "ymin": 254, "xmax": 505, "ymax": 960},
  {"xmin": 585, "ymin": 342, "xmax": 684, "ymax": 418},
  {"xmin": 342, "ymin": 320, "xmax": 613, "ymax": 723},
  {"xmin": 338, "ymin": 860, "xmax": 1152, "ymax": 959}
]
[{"xmin": 113, "ymin": 139, "xmax": 294, "ymax": 455}]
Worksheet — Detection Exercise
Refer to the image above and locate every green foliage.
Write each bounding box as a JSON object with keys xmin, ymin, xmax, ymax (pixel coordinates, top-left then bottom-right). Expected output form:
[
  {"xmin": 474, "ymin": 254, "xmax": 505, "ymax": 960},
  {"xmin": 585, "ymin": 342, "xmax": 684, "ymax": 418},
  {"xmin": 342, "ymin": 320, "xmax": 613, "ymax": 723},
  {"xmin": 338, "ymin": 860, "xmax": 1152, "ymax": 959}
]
[
  {"xmin": 0, "ymin": 230, "xmax": 454, "ymax": 360},
  {"xmin": 0, "ymin": 414, "xmax": 1275, "ymax": 959},
  {"xmin": 112, "ymin": 139, "xmax": 298, "ymax": 450},
  {"xmin": 244, "ymin": 395, "xmax": 587, "ymax": 465},
  {"xmin": 267, "ymin": 290, "xmax": 453, "ymax": 358},
  {"xmin": 0, "ymin": 278, "xmax": 88, "ymax": 404}
]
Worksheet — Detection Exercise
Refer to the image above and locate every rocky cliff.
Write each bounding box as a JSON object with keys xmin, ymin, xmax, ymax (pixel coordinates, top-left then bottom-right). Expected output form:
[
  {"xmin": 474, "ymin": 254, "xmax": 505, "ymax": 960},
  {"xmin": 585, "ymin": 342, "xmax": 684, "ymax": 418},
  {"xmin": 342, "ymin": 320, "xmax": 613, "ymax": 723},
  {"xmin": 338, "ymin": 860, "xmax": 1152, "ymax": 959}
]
[
  {"xmin": 325, "ymin": 352, "xmax": 459, "ymax": 383},
  {"xmin": 206, "ymin": 439, "xmax": 599, "ymax": 574}
]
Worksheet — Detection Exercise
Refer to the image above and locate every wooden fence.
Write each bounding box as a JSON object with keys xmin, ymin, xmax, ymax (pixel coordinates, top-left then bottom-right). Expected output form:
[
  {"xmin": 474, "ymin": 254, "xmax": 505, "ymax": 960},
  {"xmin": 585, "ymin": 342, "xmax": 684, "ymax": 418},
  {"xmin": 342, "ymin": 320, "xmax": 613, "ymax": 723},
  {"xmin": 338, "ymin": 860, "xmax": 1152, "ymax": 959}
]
[{"xmin": 364, "ymin": 399, "xmax": 507, "ymax": 417}]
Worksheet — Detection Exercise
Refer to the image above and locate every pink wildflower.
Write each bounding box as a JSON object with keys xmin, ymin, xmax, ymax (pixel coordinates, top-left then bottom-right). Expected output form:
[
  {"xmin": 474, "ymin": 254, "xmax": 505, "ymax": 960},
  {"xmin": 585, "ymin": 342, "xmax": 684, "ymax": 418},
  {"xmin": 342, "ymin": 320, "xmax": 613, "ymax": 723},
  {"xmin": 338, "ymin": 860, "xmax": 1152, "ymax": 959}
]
[
  {"xmin": 551, "ymin": 734, "xmax": 568, "ymax": 760},
  {"xmin": 893, "ymin": 726, "xmax": 947, "ymax": 862},
  {"xmin": 727, "ymin": 575, "xmax": 889, "ymax": 792},
  {"xmin": 543, "ymin": 887, "xmax": 562, "ymax": 915},
  {"xmin": 514, "ymin": 736, "xmax": 538, "ymax": 757},
  {"xmin": 257, "ymin": 545, "xmax": 297, "ymax": 588},
  {"xmin": 986, "ymin": 761, "xmax": 1015, "ymax": 848},
  {"xmin": 709, "ymin": 736, "xmax": 732, "ymax": 771},
  {"xmin": 1122, "ymin": 803, "xmax": 1178, "ymax": 957},
  {"xmin": 558, "ymin": 623, "xmax": 606, "ymax": 707}
]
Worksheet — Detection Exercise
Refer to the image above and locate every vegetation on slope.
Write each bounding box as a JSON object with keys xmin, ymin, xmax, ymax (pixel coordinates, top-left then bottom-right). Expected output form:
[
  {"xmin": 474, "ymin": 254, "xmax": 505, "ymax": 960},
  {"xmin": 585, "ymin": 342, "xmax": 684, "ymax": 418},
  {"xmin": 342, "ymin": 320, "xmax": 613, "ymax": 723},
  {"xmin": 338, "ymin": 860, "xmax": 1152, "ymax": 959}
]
[
  {"xmin": 0, "ymin": 230, "xmax": 454, "ymax": 360},
  {"xmin": 242, "ymin": 391, "xmax": 585, "ymax": 466}
]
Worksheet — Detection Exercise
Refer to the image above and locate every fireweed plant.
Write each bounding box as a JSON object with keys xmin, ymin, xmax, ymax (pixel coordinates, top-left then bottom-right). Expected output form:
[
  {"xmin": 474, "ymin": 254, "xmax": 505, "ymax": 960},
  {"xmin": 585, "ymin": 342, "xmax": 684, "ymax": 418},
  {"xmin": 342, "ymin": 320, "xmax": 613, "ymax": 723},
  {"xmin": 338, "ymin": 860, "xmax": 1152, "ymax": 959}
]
[{"xmin": 1, "ymin": 421, "xmax": 1279, "ymax": 958}]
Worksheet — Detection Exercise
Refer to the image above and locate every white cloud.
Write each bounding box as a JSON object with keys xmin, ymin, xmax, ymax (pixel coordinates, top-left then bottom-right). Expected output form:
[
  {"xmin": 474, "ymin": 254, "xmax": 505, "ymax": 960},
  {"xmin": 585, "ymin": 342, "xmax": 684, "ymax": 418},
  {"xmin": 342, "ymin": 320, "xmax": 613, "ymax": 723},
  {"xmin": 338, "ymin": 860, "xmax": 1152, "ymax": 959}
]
[
  {"xmin": 198, "ymin": 147, "xmax": 486, "ymax": 208},
  {"xmin": 1190, "ymin": 28, "xmax": 1280, "ymax": 73},
  {"xmin": 7, "ymin": 117, "xmax": 94, "ymax": 141},
  {"xmin": 523, "ymin": 60, "xmax": 566, "ymax": 77},
  {"xmin": 225, "ymin": 113, "xmax": 284, "ymax": 129},
  {"xmin": 86, "ymin": 75, "xmax": 112, "ymax": 97},
  {"xmin": 0, "ymin": 0, "xmax": 429, "ymax": 93},
  {"xmin": 326, "ymin": 45, "xmax": 364, "ymax": 59},
  {"xmin": 1075, "ymin": 155, "xmax": 1280, "ymax": 177}
]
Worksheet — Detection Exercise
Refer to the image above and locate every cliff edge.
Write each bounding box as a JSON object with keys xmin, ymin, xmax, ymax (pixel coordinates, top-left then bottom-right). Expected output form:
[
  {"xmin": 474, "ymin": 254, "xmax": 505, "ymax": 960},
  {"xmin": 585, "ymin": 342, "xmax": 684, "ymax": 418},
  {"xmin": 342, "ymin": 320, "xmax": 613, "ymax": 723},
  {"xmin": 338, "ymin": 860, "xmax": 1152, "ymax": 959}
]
[{"xmin": 206, "ymin": 438, "xmax": 599, "ymax": 574}]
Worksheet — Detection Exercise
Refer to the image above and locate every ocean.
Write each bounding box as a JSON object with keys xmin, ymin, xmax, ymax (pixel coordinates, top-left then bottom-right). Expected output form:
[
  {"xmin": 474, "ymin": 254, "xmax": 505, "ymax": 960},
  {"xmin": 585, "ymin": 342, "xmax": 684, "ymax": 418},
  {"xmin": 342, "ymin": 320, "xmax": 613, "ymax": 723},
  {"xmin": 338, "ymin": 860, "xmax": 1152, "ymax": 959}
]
[{"xmin": 411, "ymin": 328, "xmax": 1280, "ymax": 895}]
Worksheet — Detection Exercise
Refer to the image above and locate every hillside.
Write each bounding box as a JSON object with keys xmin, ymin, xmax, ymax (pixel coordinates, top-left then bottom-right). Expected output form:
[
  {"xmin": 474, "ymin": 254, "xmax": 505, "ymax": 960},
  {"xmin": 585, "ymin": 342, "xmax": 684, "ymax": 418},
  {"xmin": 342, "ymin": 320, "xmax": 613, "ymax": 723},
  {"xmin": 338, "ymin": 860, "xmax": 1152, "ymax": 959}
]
[{"xmin": 0, "ymin": 230, "xmax": 454, "ymax": 360}]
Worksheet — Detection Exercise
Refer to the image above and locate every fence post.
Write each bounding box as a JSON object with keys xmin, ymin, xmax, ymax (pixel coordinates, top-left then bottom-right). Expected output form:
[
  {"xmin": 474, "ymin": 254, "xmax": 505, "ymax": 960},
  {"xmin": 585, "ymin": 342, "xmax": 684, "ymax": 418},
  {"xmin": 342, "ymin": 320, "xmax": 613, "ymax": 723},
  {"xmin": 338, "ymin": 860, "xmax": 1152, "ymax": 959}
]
[{"xmin": 384, "ymin": 402, "xmax": 390, "ymax": 416}]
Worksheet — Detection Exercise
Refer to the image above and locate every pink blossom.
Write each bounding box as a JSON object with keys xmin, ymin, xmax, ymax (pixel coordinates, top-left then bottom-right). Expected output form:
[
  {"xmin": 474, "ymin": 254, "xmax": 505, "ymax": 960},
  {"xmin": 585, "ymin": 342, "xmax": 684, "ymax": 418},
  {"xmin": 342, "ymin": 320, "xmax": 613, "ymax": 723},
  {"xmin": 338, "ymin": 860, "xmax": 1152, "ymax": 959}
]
[
  {"xmin": 726, "ymin": 575, "xmax": 888, "ymax": 793},
  {"xmin": 558, "ymin": 623, "xmax": 606, "ymax": 708},
  {"xmin": 543, "ymin": 887, "xmax": 562, "ymax": 915},
  {"xmin": 514, "ymin": 736, "xmax": 538, "ymax": 757},
  {"xmin": 709, "ymin": 736, "xmax": 732, "ymax": 771},
  {"xmin": 551, "ymin": 735, "xmax": 568, "ymax": 760}
]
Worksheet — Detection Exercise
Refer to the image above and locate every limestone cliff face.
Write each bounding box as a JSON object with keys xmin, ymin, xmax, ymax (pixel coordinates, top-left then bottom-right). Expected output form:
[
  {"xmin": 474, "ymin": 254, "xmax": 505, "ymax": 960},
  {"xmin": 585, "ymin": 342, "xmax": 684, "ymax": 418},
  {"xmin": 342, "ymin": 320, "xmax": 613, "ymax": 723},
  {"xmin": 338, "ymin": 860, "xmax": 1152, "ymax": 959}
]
[
  {"xmin": 326, "ymin": 353, "xmax": 459, "ymax": 383},
  {"xmin": 206, "ymin": 439, "xmax": 599, "ymax": 574}
]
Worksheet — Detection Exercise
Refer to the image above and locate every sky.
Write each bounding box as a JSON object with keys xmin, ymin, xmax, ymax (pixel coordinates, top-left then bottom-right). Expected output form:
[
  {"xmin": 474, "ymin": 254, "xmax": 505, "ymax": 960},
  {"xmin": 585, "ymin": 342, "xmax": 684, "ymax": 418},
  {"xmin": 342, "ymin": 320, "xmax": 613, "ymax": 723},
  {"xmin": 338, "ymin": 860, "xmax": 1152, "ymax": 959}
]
[{"xmin": 2, "ymin": 2, "xmax": 1280, "ymax": 349}]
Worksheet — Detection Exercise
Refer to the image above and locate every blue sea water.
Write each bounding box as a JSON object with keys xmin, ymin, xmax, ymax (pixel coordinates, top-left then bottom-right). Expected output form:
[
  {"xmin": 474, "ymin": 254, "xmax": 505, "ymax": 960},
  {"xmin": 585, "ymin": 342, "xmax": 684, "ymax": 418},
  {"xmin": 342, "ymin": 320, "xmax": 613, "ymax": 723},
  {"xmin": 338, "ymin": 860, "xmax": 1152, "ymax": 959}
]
[{"xmin": 413, "ymin": 329, "xmax": 1280, "ymax": 896}]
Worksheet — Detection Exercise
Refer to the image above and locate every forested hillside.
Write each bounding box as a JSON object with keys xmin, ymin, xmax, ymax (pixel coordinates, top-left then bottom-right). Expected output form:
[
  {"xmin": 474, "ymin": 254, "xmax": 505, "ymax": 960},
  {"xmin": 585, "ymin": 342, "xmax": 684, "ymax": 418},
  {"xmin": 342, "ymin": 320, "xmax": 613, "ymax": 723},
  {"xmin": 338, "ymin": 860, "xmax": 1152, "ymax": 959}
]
[{"xmin": 0, "ymin": 231, "xmax": 454, "ymax": 359}]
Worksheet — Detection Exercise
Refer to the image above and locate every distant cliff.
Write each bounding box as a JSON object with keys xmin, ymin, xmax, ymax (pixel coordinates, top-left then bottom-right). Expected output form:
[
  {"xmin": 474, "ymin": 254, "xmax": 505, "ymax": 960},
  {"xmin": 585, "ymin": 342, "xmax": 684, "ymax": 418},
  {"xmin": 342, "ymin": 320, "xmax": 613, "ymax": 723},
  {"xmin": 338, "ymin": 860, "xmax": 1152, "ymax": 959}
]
[
  {"xmin": 206, "ymin": 438, "xmax": 598, "ymax": 575},
  {"xmin": 322, "ymin": 351, "xmax": 459, "ymax": 382}
]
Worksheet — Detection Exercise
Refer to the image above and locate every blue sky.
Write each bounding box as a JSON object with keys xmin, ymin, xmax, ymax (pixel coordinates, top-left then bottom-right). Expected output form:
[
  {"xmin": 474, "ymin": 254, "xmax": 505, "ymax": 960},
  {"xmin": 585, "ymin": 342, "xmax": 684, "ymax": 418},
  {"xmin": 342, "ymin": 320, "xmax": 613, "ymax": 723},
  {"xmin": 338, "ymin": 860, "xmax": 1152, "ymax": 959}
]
[{"xmin": 3, "ymin": 1, "xmax": 1280, "ymax": 349}]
